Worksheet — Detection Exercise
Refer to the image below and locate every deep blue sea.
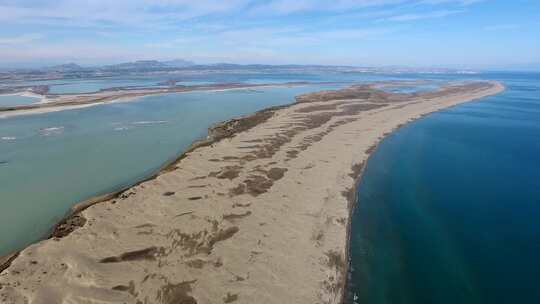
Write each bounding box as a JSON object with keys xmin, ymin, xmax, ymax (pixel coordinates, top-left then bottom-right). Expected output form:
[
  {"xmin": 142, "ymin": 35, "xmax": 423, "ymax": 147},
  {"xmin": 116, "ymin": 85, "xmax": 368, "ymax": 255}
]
[{"xmin": 347, "ymin": 72, "xmax": 540, "ymax": 304}]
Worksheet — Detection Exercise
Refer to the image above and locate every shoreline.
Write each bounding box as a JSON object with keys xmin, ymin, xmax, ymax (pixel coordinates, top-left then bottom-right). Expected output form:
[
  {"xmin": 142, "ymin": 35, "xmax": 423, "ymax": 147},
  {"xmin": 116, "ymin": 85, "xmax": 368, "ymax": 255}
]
[
  {"xmin": 340, "ymin": 109, "xmax": 450, "ymax": 303},
  {"xmin": 0, "ymin": 81, "xmax": 505, "ymax": 304},
  {"xmin": 0, "ymin": 81, "xmax": 342, "ymax": 119},
  {"xmin": 0, "ymin": 102, "xmax": 293, "ymax": 272}
]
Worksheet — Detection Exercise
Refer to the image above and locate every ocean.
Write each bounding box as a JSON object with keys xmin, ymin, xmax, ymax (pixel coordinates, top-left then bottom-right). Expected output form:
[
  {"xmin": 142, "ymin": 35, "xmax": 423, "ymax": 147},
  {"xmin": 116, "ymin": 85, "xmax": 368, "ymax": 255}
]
[{"xmin": 347, "ymin": 72, "xmax": 540, "ymax": 304}]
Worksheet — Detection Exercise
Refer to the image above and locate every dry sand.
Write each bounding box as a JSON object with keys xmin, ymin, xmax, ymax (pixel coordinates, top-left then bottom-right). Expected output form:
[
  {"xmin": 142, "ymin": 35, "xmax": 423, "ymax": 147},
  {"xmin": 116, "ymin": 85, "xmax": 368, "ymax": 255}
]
[{"xmin": 0, "ymin": 81, "xmax": 504, "ymax": 304}]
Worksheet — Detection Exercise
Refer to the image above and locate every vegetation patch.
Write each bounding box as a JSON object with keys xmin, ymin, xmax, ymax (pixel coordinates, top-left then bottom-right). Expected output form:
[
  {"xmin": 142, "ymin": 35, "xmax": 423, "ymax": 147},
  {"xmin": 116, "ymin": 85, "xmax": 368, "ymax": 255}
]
[{"xmin": 100, "ymin": 247, "xmax": 162, "ymax": 263}]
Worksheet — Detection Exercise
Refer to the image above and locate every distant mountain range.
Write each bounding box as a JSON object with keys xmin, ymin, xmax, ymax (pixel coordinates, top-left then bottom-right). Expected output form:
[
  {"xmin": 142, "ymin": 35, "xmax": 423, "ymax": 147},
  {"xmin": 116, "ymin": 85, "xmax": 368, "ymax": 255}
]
[
  {"xmin": 102, "ymin": 59, "xmax": 195, "ymax": 71},
  {"xmin": 0, "ymin": 60, "xmax": 493, "ymax": 80},
  {"xmin": 3, "ymin": 60, "xmax": 539, "ymax": 74},
  {"xmin": 162, "ymin": 59, "xmax": 196, "ymax": 68},
  {"xmin": 44, "ymin": 63, "xmax": 85, "ymax": 72},
  {"xmin": 43, "ymin": 60, "xmax": 196, "ymax": 72},
  {"xmin": 33, "ymin": 60, "xmax": 372, "ymax": 74}
]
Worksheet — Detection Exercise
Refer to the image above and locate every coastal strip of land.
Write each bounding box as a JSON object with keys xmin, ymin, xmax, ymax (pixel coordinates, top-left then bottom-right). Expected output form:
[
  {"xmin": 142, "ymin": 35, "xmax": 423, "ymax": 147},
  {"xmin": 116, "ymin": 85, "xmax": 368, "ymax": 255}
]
[
  {"xmin": 0, "ymin": 81, "xmax": 504, "ymax": 304},
  {"xmin": 0, "ymin": 81, "xmax": 337, "ymax": 118}
]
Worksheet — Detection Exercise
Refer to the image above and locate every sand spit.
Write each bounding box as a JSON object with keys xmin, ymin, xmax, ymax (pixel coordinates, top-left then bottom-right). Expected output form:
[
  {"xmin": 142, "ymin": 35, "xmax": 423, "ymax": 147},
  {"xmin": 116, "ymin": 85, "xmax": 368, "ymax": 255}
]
[
  {"xmin": 0, "ymin": 81, "xmax": 504, "ymax": 304},
  {"xmin": 0, "ymin": 82, "xmax": 334, "ymax": 119}
]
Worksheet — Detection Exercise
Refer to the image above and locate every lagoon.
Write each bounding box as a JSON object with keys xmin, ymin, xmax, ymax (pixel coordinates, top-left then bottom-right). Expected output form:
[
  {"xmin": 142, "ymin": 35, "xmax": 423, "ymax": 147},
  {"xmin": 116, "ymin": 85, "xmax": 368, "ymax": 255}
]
[
  {"xmin": 0, "ymin": 84, "xmax": 344, "ymax": 256},
  {"xmin": 0, "ymin": 94, "xmax": 39, "ymax": 107}
]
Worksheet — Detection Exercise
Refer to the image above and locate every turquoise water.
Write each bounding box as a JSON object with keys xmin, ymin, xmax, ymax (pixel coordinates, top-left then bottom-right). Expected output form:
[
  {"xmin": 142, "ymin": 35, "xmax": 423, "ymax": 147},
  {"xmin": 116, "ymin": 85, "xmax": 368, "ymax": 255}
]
[
  {"xmin": 347, "ymin": 72, "xmax": 540, "ymax": 304},
  {"xmin": 0, "ymin": 94, "xmax": 39, "ymax": 107},
  {"xmin": 0, "ymin": 84, "xmax": 343, "ymax": 256}
]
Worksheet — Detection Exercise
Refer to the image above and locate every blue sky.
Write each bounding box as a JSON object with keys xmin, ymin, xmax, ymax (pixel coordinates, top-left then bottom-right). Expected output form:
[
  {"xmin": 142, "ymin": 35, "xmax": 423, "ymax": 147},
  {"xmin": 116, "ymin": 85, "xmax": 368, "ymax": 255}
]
[{"xmin": 0, "ymin": 0, "xmax": 539, "ymax": 68}]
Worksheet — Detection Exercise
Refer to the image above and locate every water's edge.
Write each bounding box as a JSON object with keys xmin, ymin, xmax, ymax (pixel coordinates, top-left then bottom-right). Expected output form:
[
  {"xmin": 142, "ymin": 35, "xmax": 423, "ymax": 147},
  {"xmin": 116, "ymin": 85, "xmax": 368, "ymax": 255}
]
[
  {"xmin": 340, "ymin": 86, "xmax": 506, "ymax": 303},
  {"xmin": 0, "ymin": 102, "xmax": 290, "ymax": 273}
]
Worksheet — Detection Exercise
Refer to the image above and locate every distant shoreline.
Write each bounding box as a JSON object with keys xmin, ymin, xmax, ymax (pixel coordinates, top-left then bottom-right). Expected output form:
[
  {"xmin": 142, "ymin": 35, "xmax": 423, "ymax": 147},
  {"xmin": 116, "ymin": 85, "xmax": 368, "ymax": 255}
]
[
  {"xmin": 0, "ymin": 81, "xmax": 344, "ymax": 118},
  {"xmin": 0, "ymin": 81, "xmax": 504, "ymax": 304}
]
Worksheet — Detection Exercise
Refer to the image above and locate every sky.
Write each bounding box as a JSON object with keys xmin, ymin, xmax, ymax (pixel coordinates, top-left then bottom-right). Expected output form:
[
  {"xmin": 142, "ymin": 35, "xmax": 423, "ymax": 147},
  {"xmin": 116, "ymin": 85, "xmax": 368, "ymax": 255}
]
[{"xmin": 0, "ymin": 0, "xmax": 539, "ymax": 68}]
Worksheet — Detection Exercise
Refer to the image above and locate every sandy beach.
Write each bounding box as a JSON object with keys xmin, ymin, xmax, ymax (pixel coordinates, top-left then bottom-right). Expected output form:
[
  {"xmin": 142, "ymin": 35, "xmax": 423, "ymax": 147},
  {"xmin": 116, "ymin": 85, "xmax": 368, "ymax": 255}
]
[{"xmin": 0, "ymin": 81, "xmax": 504, "ymax": 304}]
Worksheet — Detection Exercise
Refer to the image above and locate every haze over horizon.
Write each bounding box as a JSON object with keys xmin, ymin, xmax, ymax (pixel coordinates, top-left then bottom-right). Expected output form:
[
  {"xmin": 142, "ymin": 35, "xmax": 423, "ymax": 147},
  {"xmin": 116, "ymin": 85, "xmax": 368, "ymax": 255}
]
[{"xmin": 0, "ymin": 0, "xmax": 539, "ymax": 69}]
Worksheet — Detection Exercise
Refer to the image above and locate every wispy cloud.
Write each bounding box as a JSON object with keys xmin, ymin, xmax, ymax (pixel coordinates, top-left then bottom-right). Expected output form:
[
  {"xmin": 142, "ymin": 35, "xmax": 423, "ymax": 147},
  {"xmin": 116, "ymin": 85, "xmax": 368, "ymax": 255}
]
[
  {"xmin": 251, "ymin": 0, "xmax": 485, "ymax": 15},
  {"xmin": 0, "ymin": 0, "xmax": 484, "ymax": 29},
  {"xmin": 315, "ymin": 28, "xmax": 396, "ymax": 40},
  {"xmin": 483, "ymin": 24, "xmax": 520, "ymax": 31},
  {"xmin": 251, "ymin": 0, "xmax": 409, "ymax": 15},
  {"xmin": 0, "ymin": 0, "xmax": 535, "ymax": 67},
  {"xmin": 0, "ymin": 33, "xmax": 43, "ymax": 45},
  {"xmin": 420, "ymin": 0, "xmax": 485, "ymax": 5},
  {"xmin": 383, "ymin": 9, "xmax": 464, "ymax": 21},
  {"xmin": 0, "ymin": 0, "xmax": 250, "ymax": 28}
]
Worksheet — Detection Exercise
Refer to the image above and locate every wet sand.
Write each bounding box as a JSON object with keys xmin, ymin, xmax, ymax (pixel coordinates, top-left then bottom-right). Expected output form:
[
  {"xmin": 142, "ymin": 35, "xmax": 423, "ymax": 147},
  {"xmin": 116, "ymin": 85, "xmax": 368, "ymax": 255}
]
[{"xmin": 0, "ymin": 81, "xmax": 504, "ymax": 304}]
